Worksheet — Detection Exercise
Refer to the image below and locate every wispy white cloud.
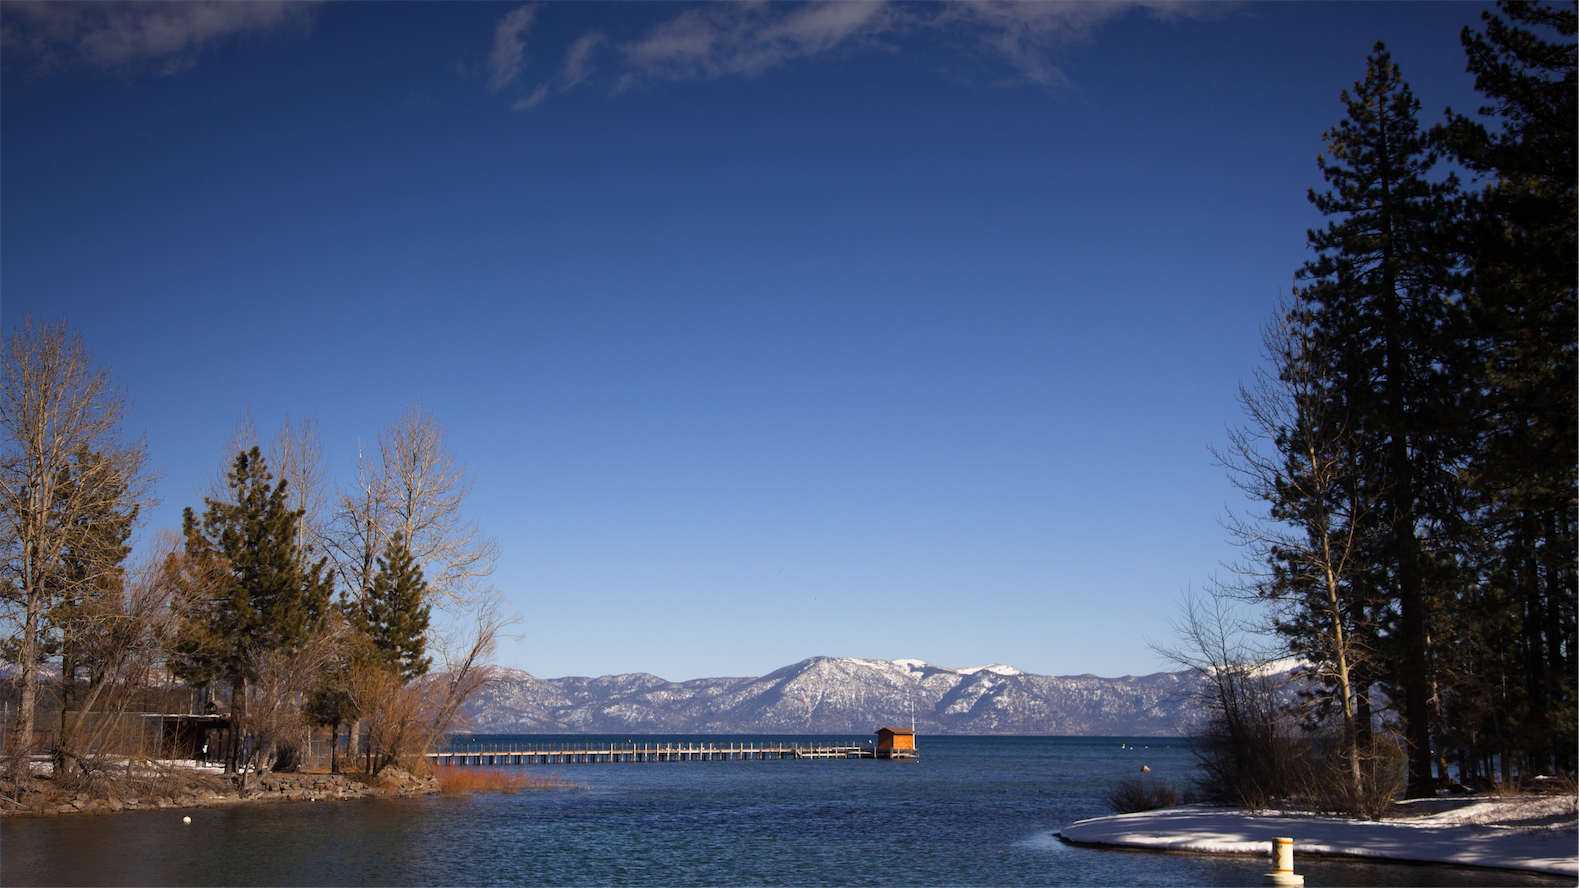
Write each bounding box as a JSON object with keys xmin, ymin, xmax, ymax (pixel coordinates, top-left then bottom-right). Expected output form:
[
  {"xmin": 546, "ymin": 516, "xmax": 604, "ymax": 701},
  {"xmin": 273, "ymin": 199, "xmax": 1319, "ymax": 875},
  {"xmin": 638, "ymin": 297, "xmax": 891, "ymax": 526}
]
[
  {"xmin": 503, "ymin": 30, "xmax": 605, "ymax": 112},
  {"xmin": 942, "ymin": 1, "xmax": 1211, "ymax": 86},
  {"xmin": 1, "ymin": 0, "xmax": 315, "ymax": 74},
  {"xmin": 762, "ymin": 0, "xmax": 895, "ymax": 56},
  {"xmin": 511, "ymin": 82, "xmax": 551, "ymax": 112},
  {"xmin": 619, "ymin": 1, "xmax": 895, "ymax": 84},
  {"xmin": 560, "ymin": 31, "xmax": 605, "ymax": 91},
  {"xmin": 488, "ymin": 4, "xmax": 538, "ymax": 93},
  {"xmin": 487, "ymin": 0, "xmax": 1230, "ymax": 110}
]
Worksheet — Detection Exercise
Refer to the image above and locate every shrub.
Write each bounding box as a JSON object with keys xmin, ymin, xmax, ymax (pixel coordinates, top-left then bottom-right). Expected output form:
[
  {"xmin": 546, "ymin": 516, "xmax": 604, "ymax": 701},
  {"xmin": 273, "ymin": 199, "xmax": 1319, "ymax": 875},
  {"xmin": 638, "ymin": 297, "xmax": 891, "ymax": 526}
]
[
  {"xmin": 1155, "ymin": 591, "xmax": 1306, "ymax": 812},
  {"xmin": 1104, "ymin": 776, "xmax": 1182, "ymax": 814},
  {"xmin": 1187, "ymin": 676, "xmax": 1306, "ymax": 811},
  {"xmin": 1295, "ymin": 730, "xmax": 1405, "ymax": 819}
]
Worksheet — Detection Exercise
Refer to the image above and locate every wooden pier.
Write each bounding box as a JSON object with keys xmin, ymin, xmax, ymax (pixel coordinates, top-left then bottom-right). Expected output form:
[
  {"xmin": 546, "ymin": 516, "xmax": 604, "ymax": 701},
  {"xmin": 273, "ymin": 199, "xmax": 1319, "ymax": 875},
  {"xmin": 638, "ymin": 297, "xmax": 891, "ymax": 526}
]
[{"xmin": 426, "ymin": 740, "xmax": 904, "ymax": 766}]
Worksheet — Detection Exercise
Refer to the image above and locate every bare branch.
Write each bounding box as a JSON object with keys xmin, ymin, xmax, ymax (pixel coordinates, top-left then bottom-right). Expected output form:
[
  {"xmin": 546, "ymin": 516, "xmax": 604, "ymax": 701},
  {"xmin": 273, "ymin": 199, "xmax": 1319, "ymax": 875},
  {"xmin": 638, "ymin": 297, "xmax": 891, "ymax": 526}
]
[
  {"xmin": 272, "ymin": 413, "xmax": 330, "ymax": 565},
  {"xmin": 1210, "ymin": 294, "xmax": 1387, "ymax": 799},
  {"xmin": 329, "ymin": 403, "xmax": 498, "ymax": 611},
  {"xmin": 200, "ymin": 409, "xmax": 259, "ymax": 505}
]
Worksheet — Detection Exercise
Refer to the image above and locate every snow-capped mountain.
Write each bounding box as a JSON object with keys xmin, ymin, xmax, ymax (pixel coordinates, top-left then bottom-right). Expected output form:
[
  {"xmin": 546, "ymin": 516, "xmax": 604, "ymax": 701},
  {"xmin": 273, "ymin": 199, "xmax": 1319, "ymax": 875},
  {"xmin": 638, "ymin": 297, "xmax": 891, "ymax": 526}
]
[{"xmin": 459, "ymin": 656, "xmax": 1200, "ymax": 736}]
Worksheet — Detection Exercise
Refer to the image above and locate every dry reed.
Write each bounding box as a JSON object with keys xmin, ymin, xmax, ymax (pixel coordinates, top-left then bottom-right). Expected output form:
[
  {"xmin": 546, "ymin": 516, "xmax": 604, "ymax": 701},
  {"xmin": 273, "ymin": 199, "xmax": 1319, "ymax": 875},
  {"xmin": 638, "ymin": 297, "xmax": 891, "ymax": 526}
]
[{"xmin": 435, "ymin": 766, "xmax": 582, "ymax": 796}]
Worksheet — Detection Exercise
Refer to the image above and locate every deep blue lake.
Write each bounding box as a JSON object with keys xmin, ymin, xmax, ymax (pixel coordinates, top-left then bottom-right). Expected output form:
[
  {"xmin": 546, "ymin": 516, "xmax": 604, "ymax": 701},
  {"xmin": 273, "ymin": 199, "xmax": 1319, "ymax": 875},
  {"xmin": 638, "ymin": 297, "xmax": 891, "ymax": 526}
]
[{"xmin": 2, "ymin": 735, "xmax": 1566, "ymax": 886}]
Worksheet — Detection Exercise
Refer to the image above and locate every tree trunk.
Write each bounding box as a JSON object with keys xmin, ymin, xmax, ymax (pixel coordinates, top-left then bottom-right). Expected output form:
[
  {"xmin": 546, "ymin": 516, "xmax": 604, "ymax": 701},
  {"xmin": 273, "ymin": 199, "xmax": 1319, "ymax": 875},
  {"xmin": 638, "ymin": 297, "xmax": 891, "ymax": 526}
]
[
  {"xmin": 228, "ymin": 680, "xmax": 245, "ymax": 774},
  {"xmin": 1398, "ymin": 522, "xmax": 1434, "ymax": 797},
  {"xmin": 13, "ymin": 591, "xmax": 42, "ymax": 767},
  {"xmin": 1541, "ymin": 509, "xmax": 1569, "ymax": 774}
]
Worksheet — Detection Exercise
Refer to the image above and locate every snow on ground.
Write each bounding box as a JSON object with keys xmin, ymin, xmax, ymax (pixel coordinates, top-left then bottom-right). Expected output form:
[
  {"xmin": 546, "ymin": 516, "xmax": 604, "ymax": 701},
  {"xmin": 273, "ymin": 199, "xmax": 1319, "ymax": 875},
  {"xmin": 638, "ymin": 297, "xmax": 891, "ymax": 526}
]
[
  {"xmin": 22, "ymin": 754, "xmax": 226, "ymax": 778},
  {"xmin": 1058, "ymin": 797, "xmax": 1578, "ymax": 877}
]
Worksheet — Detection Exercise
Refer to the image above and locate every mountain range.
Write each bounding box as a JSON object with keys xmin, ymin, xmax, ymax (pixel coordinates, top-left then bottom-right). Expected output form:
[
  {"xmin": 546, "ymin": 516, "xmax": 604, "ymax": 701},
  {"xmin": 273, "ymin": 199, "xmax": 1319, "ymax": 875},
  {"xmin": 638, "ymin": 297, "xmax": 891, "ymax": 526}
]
[{"xmin": 459, "ymin": 656, "xmax": 1203, "ymax": 736}]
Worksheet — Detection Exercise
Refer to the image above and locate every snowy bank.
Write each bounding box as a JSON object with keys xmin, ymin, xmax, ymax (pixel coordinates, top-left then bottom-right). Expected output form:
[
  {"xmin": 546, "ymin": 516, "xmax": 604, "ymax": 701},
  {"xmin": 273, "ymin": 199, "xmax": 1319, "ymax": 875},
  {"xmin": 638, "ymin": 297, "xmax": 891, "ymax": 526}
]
[{"xmin": 1057, "ymin": 797, "xmax": 1577, "ymax": 877}]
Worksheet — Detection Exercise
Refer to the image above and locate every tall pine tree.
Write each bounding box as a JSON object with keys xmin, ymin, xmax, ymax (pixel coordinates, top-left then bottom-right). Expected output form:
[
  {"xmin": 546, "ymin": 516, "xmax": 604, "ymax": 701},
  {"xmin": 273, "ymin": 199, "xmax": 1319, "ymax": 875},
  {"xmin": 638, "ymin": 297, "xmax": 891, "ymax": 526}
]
[
  {"xmin": 173, "ymin": 447, "xmax": 333, "ymax": 726},
  {"xmin": 1440, "ymin": 0, "xmax": 1576, "ymax": 777},
  {"xmin": 353, "ymin": 531, "xmax": 431, "ymax": 682},
  {"xmin": 1296, "ymin": 43, "xmax": 1462, "ymax": 797}
]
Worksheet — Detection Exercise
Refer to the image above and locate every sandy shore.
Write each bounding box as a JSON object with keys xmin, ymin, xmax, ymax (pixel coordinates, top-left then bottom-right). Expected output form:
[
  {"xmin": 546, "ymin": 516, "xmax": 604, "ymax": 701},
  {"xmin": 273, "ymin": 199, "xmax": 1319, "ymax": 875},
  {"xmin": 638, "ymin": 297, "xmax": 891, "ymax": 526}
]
[{"xmin": 1057, "ymin": 796, "xmax": 1578, "ymax": 877}]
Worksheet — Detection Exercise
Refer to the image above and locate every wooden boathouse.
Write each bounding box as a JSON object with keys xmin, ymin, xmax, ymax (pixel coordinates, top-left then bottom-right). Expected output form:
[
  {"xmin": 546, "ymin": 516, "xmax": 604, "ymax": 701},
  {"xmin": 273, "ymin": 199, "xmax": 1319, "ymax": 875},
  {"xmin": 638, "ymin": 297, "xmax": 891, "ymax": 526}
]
[{"xmin": 874, "ymin": 727, "xmax": 918, "ymax": 760}]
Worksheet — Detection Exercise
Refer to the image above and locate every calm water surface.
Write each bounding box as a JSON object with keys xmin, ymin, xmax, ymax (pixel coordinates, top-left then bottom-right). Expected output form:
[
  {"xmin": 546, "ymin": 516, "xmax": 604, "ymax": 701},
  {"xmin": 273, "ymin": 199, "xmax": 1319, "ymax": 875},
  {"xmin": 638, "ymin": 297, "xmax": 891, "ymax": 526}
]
[{"xmin": 2, "ymin": 735, "xmax": 1567, "ymax": 886}]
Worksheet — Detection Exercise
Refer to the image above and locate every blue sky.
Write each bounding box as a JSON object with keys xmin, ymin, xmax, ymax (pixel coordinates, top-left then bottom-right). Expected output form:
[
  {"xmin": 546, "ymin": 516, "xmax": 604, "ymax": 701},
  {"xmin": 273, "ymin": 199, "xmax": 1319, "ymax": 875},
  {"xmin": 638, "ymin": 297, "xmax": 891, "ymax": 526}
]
[{"xmin": 2, "ymin": 1, "xmax": 1491, "ymax": 682}]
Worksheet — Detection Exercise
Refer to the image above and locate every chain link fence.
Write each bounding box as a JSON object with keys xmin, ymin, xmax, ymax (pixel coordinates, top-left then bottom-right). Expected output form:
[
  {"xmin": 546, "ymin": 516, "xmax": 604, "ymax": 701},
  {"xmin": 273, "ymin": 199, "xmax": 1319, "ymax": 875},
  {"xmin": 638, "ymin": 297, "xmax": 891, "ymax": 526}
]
[{"xmin": 1, "ymin": 709, "xmax": 342, "ymax": 768}]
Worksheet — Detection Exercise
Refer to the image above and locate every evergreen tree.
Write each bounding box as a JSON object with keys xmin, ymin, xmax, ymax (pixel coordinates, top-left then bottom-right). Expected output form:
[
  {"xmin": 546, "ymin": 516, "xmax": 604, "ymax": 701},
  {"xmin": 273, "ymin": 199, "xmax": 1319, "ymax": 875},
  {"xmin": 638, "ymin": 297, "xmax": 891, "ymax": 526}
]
[
  {"xmin": 1440, "ymin": 0, "xmax": 1576, "ymax": 776},
  {"xmin": 1295, "ymin": 43, "xmax": 1463, "ymax": 797},
  {"xmin": 353, "ymin": 531, "xmax": 431, "ymax": 681},
  {"xmin": 173, "ymin": 447, "xmax": 333, "ymax": 718},
  {"xmin": 48, "ymin": 446, "xmax": 138, "ymax": 712}
]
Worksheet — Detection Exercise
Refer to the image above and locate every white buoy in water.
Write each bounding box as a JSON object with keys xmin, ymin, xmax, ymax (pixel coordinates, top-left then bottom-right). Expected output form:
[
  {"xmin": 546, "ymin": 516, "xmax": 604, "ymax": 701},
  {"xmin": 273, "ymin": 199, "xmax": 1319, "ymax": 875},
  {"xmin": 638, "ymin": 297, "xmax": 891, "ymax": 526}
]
[
  {"xmin": 1262, "ymin": 837, "xmax": 1304, "ymax": 886},
  {"xmin": 182, "ymin": 816, "xmax": 191, "ymax": 824}
]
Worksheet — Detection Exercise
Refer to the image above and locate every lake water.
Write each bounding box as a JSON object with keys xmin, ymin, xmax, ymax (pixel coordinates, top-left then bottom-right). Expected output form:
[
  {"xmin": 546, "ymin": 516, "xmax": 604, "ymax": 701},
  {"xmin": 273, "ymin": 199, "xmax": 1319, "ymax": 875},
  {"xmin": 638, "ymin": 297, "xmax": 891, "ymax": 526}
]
[{"xmin": 2, "ymin": 735, "xmax": 1566, "ymax": 887}]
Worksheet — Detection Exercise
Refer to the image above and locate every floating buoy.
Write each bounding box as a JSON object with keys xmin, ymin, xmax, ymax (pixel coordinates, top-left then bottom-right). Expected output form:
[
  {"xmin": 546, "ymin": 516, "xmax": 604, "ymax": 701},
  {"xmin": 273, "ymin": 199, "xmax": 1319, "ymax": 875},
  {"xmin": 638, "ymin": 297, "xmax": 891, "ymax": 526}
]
[
  {"xmin": 182, "ymin": 816, "xmax": 191, "ymax": 824},
  {"xmin": 1262, "ymin": 837, "xmax": 1304, "ymax": 886}
]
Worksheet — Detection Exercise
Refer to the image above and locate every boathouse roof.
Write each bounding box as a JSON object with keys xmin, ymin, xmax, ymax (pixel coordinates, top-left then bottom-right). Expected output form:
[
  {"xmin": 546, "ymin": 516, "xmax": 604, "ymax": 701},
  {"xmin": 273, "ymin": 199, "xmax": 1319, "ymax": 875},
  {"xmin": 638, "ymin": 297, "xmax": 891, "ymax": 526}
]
[{"xmin": 875, "ymin": 727, "xmax": 915, "ymax": 735}]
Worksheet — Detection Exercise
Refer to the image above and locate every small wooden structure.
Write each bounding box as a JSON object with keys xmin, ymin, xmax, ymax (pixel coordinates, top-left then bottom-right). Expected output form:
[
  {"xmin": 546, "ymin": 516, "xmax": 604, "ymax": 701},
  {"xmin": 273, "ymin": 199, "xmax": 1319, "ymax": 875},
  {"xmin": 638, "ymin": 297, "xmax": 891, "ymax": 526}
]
[
  {"xmin": 874, "ymin": 727, "xmax": 918, "ymax": 760},
  {"xmin": 143, "ymin": 714, "xmax": 230, "ymax": 762}
]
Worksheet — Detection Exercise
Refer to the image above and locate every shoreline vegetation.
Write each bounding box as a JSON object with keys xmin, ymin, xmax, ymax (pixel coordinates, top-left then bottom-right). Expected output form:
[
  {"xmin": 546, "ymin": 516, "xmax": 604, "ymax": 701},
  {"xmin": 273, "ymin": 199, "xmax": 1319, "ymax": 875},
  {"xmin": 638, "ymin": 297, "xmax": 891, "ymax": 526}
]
[
  {"xmin": 1059, "ymin": 793, "xmax": 1578, "ymax": 877},
  {"xmin": 1129, "ymin": 11, "xmax": 1579, "ymax": 866},
  {"xmin": 434, "ymin": 764, "xmax": 583, "ymax": 796},
  {"xmin": 0, "ymin": 756, "xmax": 440, "ymax": 817},
  {"xmin": 0, "ymin": 757, "xmax": 584, "ymax": 817}
]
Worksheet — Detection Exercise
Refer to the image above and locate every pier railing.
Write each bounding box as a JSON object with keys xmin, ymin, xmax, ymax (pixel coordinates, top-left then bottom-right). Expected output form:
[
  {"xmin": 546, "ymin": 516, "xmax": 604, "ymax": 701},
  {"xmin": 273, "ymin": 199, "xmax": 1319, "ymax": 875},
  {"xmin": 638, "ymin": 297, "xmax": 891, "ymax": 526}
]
[{"xmin": 427, "ymin": 740, "xmax": 879, "ymax": 765}]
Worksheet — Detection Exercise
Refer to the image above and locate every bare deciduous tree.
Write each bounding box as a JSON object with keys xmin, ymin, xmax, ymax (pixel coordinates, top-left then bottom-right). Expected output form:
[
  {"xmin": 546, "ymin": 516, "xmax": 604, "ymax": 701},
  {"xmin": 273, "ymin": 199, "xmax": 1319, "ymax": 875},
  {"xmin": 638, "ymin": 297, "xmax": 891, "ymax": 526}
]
[
  {"xmin": 231, "ymin": 620, "xmax": 346, "ymax": 786},
  {"xmin": 329, "ymin": 440, "xmax": 386, "ymax": 611},
  {"xmin": 272, "ymin": 413, "xmax": 330, "ymax": 566},
  {"xmin": 346, "ymin": 660, "xmax": 425, "ymax": 777},
  {"xmin": 53, "ymin": 531, "xmax": 182, "ymax": 785},
  {"xmin": 200, "ymin": 410, "xmax": 260, "ymax": 504},
  {"xmin": 1152, "ymin": 588, "xmax": 1296, "ymax": 810},
  {"xmin": 1213, "ymin": 299, "xmax": 1382, "ymax": 801},
  {"xmin": 330, "ymin": 403, "xmax": 499, "ymax": 611},
  {"xmin": 422, "ymin": 592, "xmax": 516, "ymax": 750},
  {"xmin": 0, "ymin": 317, "xmax": 155, "ymax": 774}
]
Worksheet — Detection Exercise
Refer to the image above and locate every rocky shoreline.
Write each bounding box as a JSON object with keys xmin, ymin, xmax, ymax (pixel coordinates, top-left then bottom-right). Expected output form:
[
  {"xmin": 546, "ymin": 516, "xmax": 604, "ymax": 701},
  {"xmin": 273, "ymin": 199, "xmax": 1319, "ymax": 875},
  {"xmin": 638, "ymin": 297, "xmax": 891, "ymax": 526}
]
[{"xmin": 0, "ymin": 766, "xmax": 439, "ymax": 818}]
